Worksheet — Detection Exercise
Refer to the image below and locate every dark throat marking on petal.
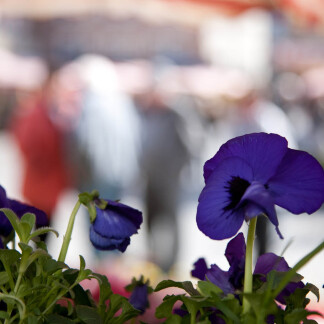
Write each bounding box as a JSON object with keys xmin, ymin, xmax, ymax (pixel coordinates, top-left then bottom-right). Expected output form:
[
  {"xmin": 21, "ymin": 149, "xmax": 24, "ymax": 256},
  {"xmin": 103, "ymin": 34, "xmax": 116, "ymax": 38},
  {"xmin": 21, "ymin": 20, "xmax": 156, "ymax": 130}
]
[{"xmin": 224, "ymin": 176, "xmax": 250, "ymax": 211}]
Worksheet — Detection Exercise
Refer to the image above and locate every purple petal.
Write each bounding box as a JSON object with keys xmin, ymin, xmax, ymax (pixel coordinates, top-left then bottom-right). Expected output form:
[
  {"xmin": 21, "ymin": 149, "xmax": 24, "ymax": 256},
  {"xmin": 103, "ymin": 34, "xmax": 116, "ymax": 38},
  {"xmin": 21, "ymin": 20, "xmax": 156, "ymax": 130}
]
[
  {"xmin": 239, "ymin": 182, "xmax": 282, "ymax": 237},
  {"xmin": 225, "ymin": 233, "xmax": 245, "ymax": 265},
  {"xmin": 268, "ymin": 149, "xmax": 324, "ymax": 214},
  {"xmin": 206, "ymin": 264, "xmax": 234, "ymax": 295},
  {"xmin": 129, "ymin": 284, "xmax": 149, "ymax": 313},
  {"xmin": 89, "ymin": 226, "xmax": 130, "ymax": 252},
  {"xmin": 105, "ymin": 200, "xmax": 143, "ymax": 229},
  {"xmin": 93, "ymin": 205, "xmax": 141, "ymax": 239},
  {"xmin": 225, "ymin": 234, "xmax": 246, "ymax": 290},
  {"xmin": 8, "ymin": 199, "xmax": 48, "ymax": 227},
  {"xmin": 254, "ymin": 253, "xmax": 290, "ymax": 275},
  {"xmin": 191, "ymin": 258, "xmax": 209, "ymax": 280},
  {"xmin": 197, "ymin": 157, "xmax": 253, "ymax": 240},
  {"xmin": 254, "ymin": 253, "xmax": 304, "ymax": 304},
  {"xmin": 204, "ymin": 133, "xmax": 288, "ymax": 184}
]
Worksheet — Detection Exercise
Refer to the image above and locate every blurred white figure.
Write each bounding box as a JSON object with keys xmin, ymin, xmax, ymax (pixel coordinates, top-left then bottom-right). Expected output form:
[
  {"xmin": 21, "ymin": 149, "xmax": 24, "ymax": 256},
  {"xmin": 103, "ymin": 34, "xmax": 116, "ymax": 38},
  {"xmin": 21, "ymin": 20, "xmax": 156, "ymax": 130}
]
[{"xmin": 47, "ymin": 55, "xmax": 142, "ymax": 264}]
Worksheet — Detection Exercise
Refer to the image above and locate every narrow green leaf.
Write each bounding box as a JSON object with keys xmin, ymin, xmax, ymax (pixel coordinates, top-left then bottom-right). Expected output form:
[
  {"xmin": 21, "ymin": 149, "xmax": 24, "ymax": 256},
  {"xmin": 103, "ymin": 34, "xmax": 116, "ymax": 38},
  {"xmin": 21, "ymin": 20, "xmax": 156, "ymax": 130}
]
[
  {"xmin": 45, "ymin": 314, "xmax": 75, "ymax": 323},
  {"xmin": 304, "ymin": 283, "xmax": 320, "ymax": 302},
  {"xmin": 21, "ymin": 213, "xmax": 36, "ymax": 231},
  {"xmin": 0, "ymin": 271, "xmax": 9, "ymax": 286},
  {"xmin": 197, "ymin": 280, "xmax": 223, "ymax": 297},
  {"xmin": 155, "ymin": 295, "xmax": 184, "ymax": 319},
  {"xmin": 76, "ymin": 305, "xmax": 103, "ymax": 323},
  {"xmin": 0, "ymin": 208, "xmax": 21, "ymax": 238},
  {"xmin": 0, "ymin": 249, "xmax": 21, "ymax": 267},
  {"xmin": 0, "ymin": 310, "xmax": 9, "ymax": 319},
  {"xmin": 29, "ymin": 227, "xmax": 59, "ymax": 240},
  {"xmin": 155, "ymin": 279, "xmax": 198, "ymax": 295}
]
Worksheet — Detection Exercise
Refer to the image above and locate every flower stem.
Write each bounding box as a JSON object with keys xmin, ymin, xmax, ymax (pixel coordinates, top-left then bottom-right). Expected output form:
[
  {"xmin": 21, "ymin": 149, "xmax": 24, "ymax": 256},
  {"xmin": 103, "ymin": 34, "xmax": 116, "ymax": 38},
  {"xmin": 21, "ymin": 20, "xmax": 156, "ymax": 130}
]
[
  {"xmin": 58, "ymin": 200, "xmax": 81, "ymax": 263},
  {"xmin": 243, "ymin": 216, "xmax": 257, "ymax": 314}
]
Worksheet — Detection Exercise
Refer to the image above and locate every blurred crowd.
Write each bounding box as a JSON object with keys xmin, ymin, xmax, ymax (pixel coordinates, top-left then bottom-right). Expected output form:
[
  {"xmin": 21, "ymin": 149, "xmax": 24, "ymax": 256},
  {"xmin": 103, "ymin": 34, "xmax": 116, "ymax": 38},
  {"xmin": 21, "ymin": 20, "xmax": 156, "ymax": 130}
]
[{"xmin": 1, "ymin": 32, "xmax": 324, "ymax": 277}]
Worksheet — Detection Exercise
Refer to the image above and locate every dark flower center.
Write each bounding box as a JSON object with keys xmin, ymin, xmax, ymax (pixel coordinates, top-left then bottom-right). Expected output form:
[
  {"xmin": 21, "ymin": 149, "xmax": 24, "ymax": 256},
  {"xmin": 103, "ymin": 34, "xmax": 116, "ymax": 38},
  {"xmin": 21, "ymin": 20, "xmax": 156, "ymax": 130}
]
[{"xmin": 224, "ymin": 176, "xmax": 250, "ymax": 211}]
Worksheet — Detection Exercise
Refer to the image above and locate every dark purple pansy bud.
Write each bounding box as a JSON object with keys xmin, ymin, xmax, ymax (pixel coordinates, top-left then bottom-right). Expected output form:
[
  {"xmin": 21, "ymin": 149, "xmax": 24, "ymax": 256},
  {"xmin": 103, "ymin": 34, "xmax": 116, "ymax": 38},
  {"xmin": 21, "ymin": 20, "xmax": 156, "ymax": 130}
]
[
  {"xmin": 129, "ymin": 284, "xmax": 149, "ymax": 313},
  {"xmin": 89, "ymin": 200, "xmax": 142, "ymax": 252}
]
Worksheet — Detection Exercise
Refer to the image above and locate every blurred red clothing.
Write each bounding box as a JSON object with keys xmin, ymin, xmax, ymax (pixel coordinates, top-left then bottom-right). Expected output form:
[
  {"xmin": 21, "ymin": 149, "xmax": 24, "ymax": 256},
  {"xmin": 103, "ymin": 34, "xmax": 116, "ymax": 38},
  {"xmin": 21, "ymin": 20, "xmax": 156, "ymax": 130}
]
[{"xmin": 11, "ymin": 93, "xmax": 70, "ymax": 218}]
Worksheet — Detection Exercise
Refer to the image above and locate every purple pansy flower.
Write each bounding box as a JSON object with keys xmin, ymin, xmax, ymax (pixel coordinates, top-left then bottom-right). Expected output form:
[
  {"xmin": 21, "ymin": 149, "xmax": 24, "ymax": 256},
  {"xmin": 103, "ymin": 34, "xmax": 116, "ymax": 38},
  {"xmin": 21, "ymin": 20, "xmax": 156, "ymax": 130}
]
[
  {"xmin": 197, "ymin": 133, "xmax": 324, "ymax": 240},
  {"xmin": 89, "ymin": 200, "xmax": 142, "ymax": 252},
  {"xmin": 192, "ymin": 233, "xmax": 304, "ymax": 304},
  {"xmin": 0, "ymin": 185, "xmax": 48, "ymax": 236}
]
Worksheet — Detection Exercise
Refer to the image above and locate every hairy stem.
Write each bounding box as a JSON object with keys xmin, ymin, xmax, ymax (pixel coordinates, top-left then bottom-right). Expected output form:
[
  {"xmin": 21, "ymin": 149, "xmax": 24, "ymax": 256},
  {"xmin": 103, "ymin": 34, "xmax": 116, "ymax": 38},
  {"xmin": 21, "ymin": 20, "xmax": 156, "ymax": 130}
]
[{"xmin": 58, "ymin": 200, "xmax": 81, "ymax": 263}]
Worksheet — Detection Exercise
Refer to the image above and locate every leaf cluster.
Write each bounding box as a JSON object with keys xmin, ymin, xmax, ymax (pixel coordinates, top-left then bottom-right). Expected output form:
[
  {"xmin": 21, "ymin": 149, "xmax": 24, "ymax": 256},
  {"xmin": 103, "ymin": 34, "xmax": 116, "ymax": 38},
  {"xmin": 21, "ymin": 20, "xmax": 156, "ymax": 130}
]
[
  {"xmin": 0, "ymin": 209, "xmax": 141, "ymax": 323},
  {"xmin": 153, "ymin": 272, "xmax": 322, "ymax": 324}
]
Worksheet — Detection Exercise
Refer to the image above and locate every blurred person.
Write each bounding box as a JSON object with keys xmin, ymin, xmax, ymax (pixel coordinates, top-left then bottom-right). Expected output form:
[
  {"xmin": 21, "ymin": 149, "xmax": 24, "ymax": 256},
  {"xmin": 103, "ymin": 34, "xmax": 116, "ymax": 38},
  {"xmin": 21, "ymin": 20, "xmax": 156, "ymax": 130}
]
[
  {"xmin": 9, "ymin": 80, "xmax": 71, "ymax": 227},
  {"xmin": 45, "ymin": 55, "xmax": 142, "ymax": 264},
  {"xmin": 49, "ymin": 55, "xmax": 141, "ymax": 200},
  {"xmin": 136, "ymin": 82, "xmax": 190, "ymax": 273}
]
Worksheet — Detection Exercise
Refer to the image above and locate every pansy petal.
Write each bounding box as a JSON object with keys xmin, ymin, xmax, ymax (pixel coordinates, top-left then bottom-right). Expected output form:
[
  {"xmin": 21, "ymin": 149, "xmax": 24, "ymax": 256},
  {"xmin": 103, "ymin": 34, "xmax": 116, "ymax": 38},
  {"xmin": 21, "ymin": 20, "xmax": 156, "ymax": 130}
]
[
  {"xmin": 90, "ymin": 226, "xmax": 130, "ymax": 252},
  {"xmin": 8, "ymin": 199, "xmax": 48, "ymax": 227},
  {"xmin": 254, "ymin": 253, "xmax": 289, "ymax": 275},
  {"xmin": 268, "ymin": 149, "xmax": 324, "ymax": 214},
  {"xmin": 254, "ymin": 253, "xmax": 304, "ymax": 304},
  {"xmin": 240, "ymin": 182, "xmax": 277, "ymax": 225},
  {"xmin": 225, "ymin": 233, "xmax": 245, "ymax": 265},
  {"xmin": 93, "ymin": 207, "xmax": 140, "ymax": 238},
  {"xmin": 105, "ymin": 200, "xmax": 143, "ymax": 228},
  {"xmin": 197, "ymin": 157, "xmax": 253, "ymax": 240},
  {"xmin": 191, "ymin": 258, "xmax": 209, "ymax": 280},
  {"xmin": 206, "ymin": 264, "xmax": 234, "ymax": 295},
  {"xmin": 204, "ymin": 133, "xmax": 288, "ymax": 183}
]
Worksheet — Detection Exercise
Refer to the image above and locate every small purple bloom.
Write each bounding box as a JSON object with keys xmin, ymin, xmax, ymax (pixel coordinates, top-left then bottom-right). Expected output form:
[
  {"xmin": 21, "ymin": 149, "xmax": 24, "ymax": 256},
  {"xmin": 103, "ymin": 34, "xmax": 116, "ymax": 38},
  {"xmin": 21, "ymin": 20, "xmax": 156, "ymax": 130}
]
[
  {"xmin": 197, "ymin": 133, "xmax": 324, "ymax": 240},
  {"xmin": 89, "ymin": 200, "xmax": 142, "ymax": 252},
  {"xmin": 0, "ymin": 185, "xmax": 48, "ymax": 236},
  {"xmin": 129, "ymin": 284, "xmax": 149, "ymax": 313},
  {"xmin": 192, "ymin": 232, "xmax": 303, "ymax": 304}
]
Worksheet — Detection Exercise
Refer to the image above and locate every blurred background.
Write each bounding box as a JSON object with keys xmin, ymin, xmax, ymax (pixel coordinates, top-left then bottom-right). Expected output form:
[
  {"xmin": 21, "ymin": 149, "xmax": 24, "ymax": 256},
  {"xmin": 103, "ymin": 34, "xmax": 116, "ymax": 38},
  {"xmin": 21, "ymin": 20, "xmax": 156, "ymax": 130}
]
[{"xmin": 0, "ymin": 0, "xmax": 324, "ymax": 318}]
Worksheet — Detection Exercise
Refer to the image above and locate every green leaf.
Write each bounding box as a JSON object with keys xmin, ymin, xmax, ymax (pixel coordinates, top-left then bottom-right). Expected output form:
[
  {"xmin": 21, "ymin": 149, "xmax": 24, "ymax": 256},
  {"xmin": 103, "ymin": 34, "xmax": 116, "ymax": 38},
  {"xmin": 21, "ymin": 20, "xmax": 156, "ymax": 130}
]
[
  {"xmin": 0, "ymin": 208, "xmax": 21, "ymax": 238},
  {"xmin": 111, "ymin": 299, "xmax": 140, "ymax": 324},
  {"xmin": 197, "ymin": 280, "xmax": 223, "ymax": 297},
  {"xmin": 25, "ymin": 249, "xmax": 49, "ymax": 271},
  {"xmin": 165, "ymin": 314, "xmax": 183, "ymax": 324},
  {"xmin": 304, "ymin": 283, "xmax": 320, "ymax": 302},
  {"xmin": 155, "ymin": 294, "xmax": 184, "ymax": 319},
  {"xmin": 18, "ymin": 242, "xmax": 33, "ymax": 254},
  {"xmin": 0, "ymin": 271, "xmax": 9, "ymax": 286},
  {"xmin": 20, "ymin": 213, "xmax": 36, "ymax": 239},
  {"xmin": 29, "ymin": 227, "xmax": 59, "ymax": 240},
  {"xmin": 76, "ymin": 305, "xmax": 103, "ymax": 323},
  {"xmin": 27, "ymin": 315, "xmax": 39, "ymax": 324},
  {"xmin": 0, "ymin": 249, "xmax": 21, "ymax": 267},
  {"xmin": 284, "ymin": 309, "xmax": 322, "ymax": 324},
  {"xmin": 45, "ymin": 314, "xmax": 75, "ymax": 323},
  {"xmin": 91, "ymin": 273, "xmax": 112, "ymax": 311},
  {"xmin": 155, "ymin": 280, "xmax": 199, "ymax": 295},
  {"xmin": 0, "ymin": 311, "xmax": 9, "ymax": 319}
]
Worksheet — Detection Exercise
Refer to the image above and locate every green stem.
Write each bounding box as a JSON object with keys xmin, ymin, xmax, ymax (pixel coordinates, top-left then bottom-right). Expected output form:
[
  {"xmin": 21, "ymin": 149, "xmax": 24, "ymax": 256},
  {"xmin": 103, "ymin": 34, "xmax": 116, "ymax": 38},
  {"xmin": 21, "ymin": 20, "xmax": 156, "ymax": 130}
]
[
  {"xmin": 243, "ymin": 217, "xmax": 257, "ymax": 314},
  {"xmin": 58, "ymin": 200, "xmax": 81, "ymax": 263}
]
